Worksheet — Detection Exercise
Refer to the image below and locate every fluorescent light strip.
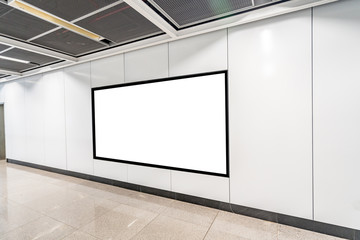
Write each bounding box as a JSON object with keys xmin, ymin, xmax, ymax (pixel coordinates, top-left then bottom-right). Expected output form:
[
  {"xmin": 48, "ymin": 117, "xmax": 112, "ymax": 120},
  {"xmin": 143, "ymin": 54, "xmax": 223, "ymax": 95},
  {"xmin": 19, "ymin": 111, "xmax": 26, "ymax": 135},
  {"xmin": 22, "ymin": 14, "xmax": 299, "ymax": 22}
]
[
  {"xmin": 0, "ymin": 55, "xmax": 30, "ymax": 64},
  {"xmin": 8, "ymin": 0, "xmax": 103, "ymax": 41}
]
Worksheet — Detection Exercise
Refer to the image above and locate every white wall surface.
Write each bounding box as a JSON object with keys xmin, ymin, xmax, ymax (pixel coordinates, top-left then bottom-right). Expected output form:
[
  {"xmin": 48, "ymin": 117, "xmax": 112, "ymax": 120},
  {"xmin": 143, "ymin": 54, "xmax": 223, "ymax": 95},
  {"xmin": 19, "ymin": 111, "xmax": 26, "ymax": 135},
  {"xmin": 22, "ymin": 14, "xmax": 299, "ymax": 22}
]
[
  {"xmin": 169, "ymin": 29, "xmax": 227, "ymax": 76},
  {"xmin": 1, "ymin": 0, "xmax": 360, "ymax": 230},
  {"xmin": 91, "ymin": 54, "xmax": 125, "ymax": 88},
  {"xmin": 4, "ymin": 80, "xmax": 26, "ymax": 161},
  {"xmin": 93, "ymin": 160, "xmax": 127, "ymax": 182},
  {"xmin": 228, "ymin": 9, "xmax": 312, "ymax": 219},
  {"xmin": 24, "ymin": 75, "xmax": 45, "ymax": 165},
  {"xmin": 125, "ymin": 43, "xmax": 168, "ymax": 82},
  {"xmin": 171, "ymin": 171, "xmax": 229, "ymax": 202},
  {"xmin": 313, "ymin": 0, "xmax": 360, "ymax": 230},
  {"xmin": 43, "ymin": 70, "xmax": 67, "ymax": 169},
  {"xmin": 64, "ymin": 63, "xmax": 93, "ymax": 175}
]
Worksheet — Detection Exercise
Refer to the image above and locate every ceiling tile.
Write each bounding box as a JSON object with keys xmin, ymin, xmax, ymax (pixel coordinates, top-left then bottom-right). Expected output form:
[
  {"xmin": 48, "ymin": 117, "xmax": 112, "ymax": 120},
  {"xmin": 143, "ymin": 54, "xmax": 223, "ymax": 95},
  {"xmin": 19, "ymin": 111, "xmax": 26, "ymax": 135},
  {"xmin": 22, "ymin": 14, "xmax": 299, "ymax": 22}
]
[
  {"xmin": 0, "ymin": 3, "xmax": 56, "ymax": 40},
  {"xmin": 76, "ymin": 2, "xmax": 162, "ymax": 44},
  {"xmin": 1, "ymin": 48, "xmax": 59, "ymax": 65},
  {"xmin": 146, "ymin": 0, "xmax": 275, "ymax": 28},
  {"xmin": 23, "ymin": 0, "xmax": 119, "ymax": 21},
  {"xmin": 0, "ymin": 43, "xmax": 10, "ymax": 52},
  {"xmin": 31, "ymin": 28, "xmax": 106, "ymax": 56},
  {"xmin": 0, "ymin": 59, "xmax": 36, "ymax": 72}
]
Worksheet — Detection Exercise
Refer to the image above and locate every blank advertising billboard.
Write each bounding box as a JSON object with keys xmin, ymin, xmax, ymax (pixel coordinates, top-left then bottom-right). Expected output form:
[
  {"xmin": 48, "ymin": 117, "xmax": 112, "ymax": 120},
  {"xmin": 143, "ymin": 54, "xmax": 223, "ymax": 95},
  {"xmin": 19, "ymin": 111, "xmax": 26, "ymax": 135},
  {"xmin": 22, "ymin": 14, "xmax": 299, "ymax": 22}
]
[{"xmin": 92, "ymin": 71, "xmax": 229, "ymax": 177}]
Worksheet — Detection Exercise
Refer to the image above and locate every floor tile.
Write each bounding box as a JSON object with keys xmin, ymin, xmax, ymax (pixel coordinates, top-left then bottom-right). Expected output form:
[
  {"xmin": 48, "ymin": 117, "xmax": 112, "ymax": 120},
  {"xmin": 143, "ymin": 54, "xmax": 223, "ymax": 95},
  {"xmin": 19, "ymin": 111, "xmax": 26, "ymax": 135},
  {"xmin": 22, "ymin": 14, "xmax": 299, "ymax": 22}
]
[
  {"xmin": 62, "ymin": 230, "xmax": 99, "ymax": 240},
  {"xmin": 204, "ymin": 211, "xmax": 278, "ymax": 240},
  {"xmin": 0, "ymin": 177, "xmax": 44, "ymax": 197},
  {"xmin": 0, "ymin": 198, "xmax": 42, "ymax": 235},
  {"xmin": 68, "ymin": 180, "xmax": 124, "ymax": 199},
  {"xmin": 80, "ymin": 204, "xmax": 157, "ymax": 240},
  {"xmin": 45, "ymin": 195, "xmax": 119, "ymax": 228},
  {"xmin": 204, "ymin": 230, "xmax": 251, "ymax": 240},
  {"xmin": 278, "ymin": 224, "xmax": 347, "ymax": 240},
  {"xmin": 0, "ymin": 216, "xmax": 75, "ymax": 240},
  {"xmin": 0, "ymin": 163, "xmax": 349, "ymax": 240},
  {"xmin": 110, "ymin": 191, "xmax": 174, "ymax": 214},
  {"xmin": 161, "ymin": 200, "xmax": 218, "ymax": 227},
  {"xmin": 6, "ymin": 183, "xmax": 63, "ymax": 204},
  {"xmin": 131, "ymin": 215, "xmax": 208, "ymax": 240},
  {"xmin": 22, "ymin": 189, "xmax": 88, "ymax": 214},
  {"xmin": 49, "ymin": 175, "xmax": 87, "ymax": 188}
]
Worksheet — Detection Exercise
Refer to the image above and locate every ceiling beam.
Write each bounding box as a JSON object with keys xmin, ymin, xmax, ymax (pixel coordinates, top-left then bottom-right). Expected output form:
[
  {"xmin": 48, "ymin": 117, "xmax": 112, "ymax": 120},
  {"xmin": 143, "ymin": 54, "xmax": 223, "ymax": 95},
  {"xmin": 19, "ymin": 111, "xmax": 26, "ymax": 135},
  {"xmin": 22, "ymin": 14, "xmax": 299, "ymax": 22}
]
[
  {"xmin": 0, "ymin": 69, "xmax": 22, "ymax": 76},
  {"xmin": 0, "ymin": 36, "xmax": 77, "ymax": 62},
  {"xmin": 124, "ymin": 0, "xmax": 178, "ymax": 38}
]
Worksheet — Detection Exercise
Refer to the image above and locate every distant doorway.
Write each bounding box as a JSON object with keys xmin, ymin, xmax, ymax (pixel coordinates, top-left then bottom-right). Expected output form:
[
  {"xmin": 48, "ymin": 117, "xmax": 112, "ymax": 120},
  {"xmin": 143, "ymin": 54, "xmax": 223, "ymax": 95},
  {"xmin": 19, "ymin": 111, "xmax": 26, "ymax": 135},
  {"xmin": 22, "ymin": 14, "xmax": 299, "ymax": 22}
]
[{"xmin": 0, "ymin": 104, "xmax": 5, "ymax": 160}]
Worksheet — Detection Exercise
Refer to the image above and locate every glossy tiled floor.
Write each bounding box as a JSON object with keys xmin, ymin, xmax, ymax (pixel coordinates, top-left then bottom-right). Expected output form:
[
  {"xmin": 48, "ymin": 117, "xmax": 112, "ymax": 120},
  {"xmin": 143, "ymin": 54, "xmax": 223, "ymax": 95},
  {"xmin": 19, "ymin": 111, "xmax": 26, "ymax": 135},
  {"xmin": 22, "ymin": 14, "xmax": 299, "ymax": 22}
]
[{"xmin": 0, "ymin": 160, "xmax": 345, "ymax": 240}]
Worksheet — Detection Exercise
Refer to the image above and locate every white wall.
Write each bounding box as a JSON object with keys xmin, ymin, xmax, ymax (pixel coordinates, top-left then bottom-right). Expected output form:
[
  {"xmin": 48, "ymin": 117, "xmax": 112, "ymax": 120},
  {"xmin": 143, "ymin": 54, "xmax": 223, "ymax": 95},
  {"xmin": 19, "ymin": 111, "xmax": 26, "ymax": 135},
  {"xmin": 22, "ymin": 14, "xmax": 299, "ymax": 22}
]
[
  {"xmin": 24, "ymin": 75, "xmax": 45, "ymax": 165},
  {"xmin": 313, "ymin": 0, "xmax": 360, "ymax": 230},
  {"xmin": 1, "ymin": 0, "xmax": 360, "ymax": 230},
  {"xmin": 4, "ymin": 80, "xmax": 26, "ymax": 161},
  {"xmin": 228, "ymin": 9, "xmax": 312, "ymax": 219},
  {"xmin": 64, "ymin": 63, "xmax": 93, "ymax": 175},
  {"xmin": 43, "ymin": 70, "xmax": 67, "ymax": 169}
]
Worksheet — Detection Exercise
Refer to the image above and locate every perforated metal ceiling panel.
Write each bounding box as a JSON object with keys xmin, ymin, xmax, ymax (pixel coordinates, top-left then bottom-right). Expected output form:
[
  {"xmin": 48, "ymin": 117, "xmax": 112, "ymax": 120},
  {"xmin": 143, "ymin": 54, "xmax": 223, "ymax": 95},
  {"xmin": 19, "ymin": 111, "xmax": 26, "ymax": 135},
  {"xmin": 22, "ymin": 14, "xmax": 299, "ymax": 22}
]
[
  {"xmin": 76, "ymin": 3, "xmax": 162, "ymax": 44},
  {"xmin": 23, "ymin": 0, "xmax": 119, "ymax": 21},
  {"xmin": 0, "ymin": 59, "xmax": 35, "ymax": 72},
  {"xmin": 254, "ymin": 0, "xmax": 274, "ymax": 5},
  {"xmin": 0, "ymin": 3, "xmax": 56, "ymax": 40},
  {"xmin": 1, "ymin": 48, "xmax": 59, "ymax": 65},
  {"xmin": 31, "ymin": 28, "xmax": 106, "ymax": 56},
  {"xmin": 146, "ymin": 0, "xmax": 275, "ymax": 28},
  {"xmin": 0, "ymin": 43, "xmax": 9, "ymax": 52}
]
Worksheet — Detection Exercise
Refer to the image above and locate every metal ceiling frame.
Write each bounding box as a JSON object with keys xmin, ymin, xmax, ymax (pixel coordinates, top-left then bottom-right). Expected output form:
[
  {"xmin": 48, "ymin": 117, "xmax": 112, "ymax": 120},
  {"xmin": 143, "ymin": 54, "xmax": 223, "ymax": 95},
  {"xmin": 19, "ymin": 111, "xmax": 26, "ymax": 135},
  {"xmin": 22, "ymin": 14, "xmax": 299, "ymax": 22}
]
[
  {"xmin": 124, "ymin": 0, "xmax": 178, "ymax": 38},
  {"xmin": 0, "ymin": 0, "xmax": 128, "ymax": 65},
  {"xmin": 144, "ymin": 0, "xmax": 261, "ymax": 29},
  {"xmin": 8, "ymin": 0, "xmax": 108, "ymax": 43},
  {"xmin": 0, "ymin": 36, "xmax": 77, "ymax": 62},
  {"xmin": 0, "ymin": 0, "xmax": 338, "ymax": 81},
  {"xmin": 0, "ymin": 69, "xmax": 22, "ymax": 76},
  {"xmin": 0, "ymin": 0, "xmax": 126, "ymax": 57}
]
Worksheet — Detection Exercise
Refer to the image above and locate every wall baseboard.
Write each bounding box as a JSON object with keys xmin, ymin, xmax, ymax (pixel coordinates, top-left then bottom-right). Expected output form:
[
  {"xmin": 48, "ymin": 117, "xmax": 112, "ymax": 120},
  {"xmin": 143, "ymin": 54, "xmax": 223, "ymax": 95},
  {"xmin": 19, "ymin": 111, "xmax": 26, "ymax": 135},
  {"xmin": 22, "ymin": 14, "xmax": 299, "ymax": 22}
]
[{"xmin": 6, "ymin": 158, "xmax": 359, "ymax": 240}]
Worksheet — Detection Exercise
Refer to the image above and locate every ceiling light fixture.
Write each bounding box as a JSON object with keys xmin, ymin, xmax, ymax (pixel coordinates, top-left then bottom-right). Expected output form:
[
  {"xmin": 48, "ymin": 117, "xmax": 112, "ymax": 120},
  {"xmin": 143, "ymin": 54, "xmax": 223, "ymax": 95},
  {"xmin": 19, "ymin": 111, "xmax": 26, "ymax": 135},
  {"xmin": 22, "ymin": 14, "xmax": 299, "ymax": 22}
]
[
  {"xmin": 0, "ymin": 55, "xmax": 30, "ymax": 64},
  {"xmin": 8, "ymin": 0, "xmax": 104, "ymax": 42}
]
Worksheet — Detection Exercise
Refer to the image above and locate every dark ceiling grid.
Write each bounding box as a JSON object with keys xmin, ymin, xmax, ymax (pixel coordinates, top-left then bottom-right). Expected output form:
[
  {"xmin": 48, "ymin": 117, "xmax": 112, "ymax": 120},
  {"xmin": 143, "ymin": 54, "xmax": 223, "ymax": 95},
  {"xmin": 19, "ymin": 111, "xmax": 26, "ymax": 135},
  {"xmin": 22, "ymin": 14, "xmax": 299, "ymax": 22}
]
[
  {"xmin": 0, "ymin": 58, "xmax": 36, "ymax": 72},
  {"xmin": 23, "ymin": 0, "xmax": 119, "ymax": 21},
  {"xmin": 144, "ymin": 0, "xmax": 284, "ymax": 29},
  {"xmin": 76, "ymin": 2, "xmax": 163, "ymax": 45},
  {"xmin": 0, "ymin": 43, "xmax": 10, "ymax": 52},
  {"xmin": 0, "ymin": 2, "xmax": 56, "ymax": 41},
  {"xmin": 254, "ymin": 0, "xmax": 276, "ymax": 5},
  {"xmin": 31, "ymin": 28, "xmax": 107, "ymax": 56},
  {"xmin": 18, "ymin": 1, "xmax": 128, "ymax": 58},
  {"xmin": 0, "ymin": 0, "xmax": 291, "ymax": 77},
  {"xmin": 1, "ymin": 48, "xmax": 59, "ymax": 65}
]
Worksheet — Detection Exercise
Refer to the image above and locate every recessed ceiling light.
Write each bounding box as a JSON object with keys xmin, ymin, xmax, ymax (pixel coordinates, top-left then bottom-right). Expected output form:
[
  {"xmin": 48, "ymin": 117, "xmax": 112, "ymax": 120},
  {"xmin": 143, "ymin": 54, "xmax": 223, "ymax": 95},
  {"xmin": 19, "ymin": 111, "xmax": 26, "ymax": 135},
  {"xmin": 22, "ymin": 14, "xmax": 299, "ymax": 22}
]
[{"xmin": 0, "ymin": 55, "xmax": 30, "ymax": 64}]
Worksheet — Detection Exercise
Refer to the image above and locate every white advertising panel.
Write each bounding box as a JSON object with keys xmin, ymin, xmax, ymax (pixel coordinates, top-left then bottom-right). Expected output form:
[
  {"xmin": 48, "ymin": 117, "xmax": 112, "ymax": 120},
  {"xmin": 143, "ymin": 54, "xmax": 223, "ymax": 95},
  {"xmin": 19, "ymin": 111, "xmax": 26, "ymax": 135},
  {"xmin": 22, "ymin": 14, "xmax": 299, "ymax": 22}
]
[{"xmin": 92, "ymin": 71, "xmax": 228, "ymax": 176}]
